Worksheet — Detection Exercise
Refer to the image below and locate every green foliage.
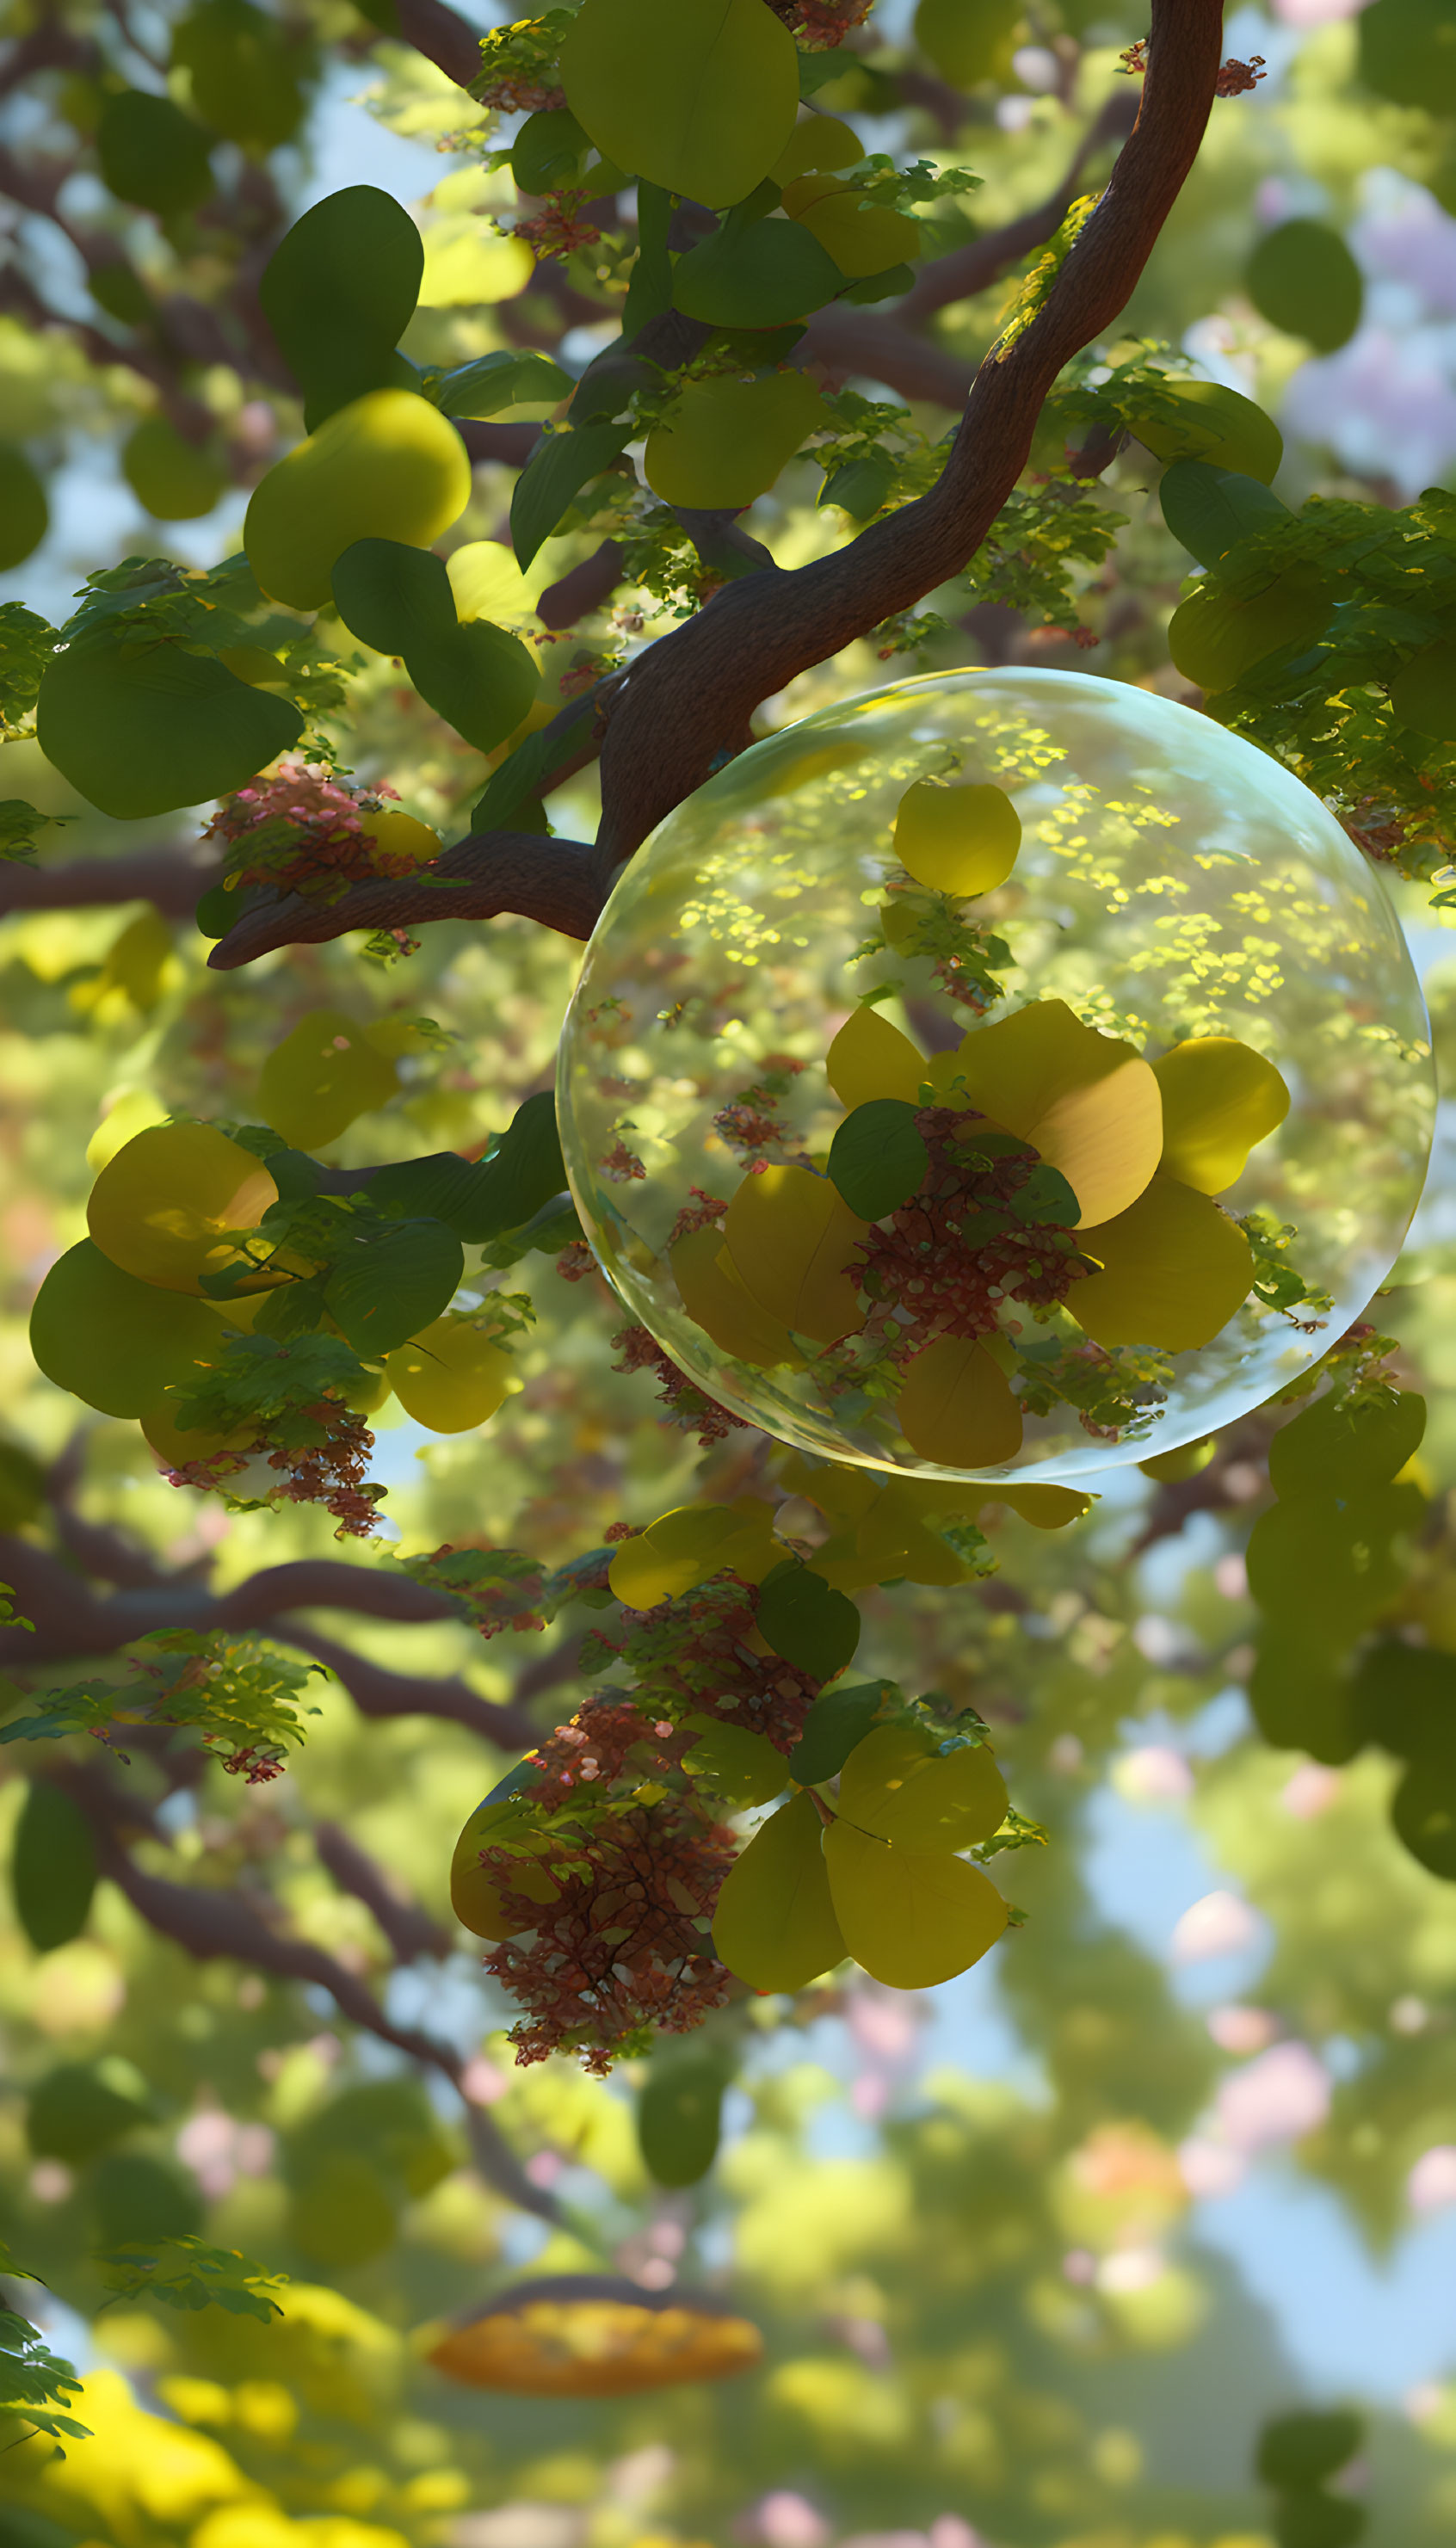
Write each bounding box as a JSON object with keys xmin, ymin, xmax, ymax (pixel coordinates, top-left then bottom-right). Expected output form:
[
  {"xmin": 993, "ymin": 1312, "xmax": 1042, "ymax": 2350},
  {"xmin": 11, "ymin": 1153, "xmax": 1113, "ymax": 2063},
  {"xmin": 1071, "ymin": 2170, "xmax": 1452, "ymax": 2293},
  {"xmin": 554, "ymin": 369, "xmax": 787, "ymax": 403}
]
[
  {"xmin": 637, "ymin": 2042, "xmax": 731, "ymax": 2184},
  {"xmin": 331, "ymin": 538, "xmax": 538, "ymax": 754},
  {"xmin": 9, "ymin": 1782, "xmax": 96, "ymax": 1953},
  {"xmin": 2, "ymin": 1628, "xmax": 323, "ymax": 1775},
  {"xmin": 1247, "ymin": 219, "xmax": 1363, "ymax": 355},
  {"xmin": 259, "ymin": 184, "xmax": 423, "ymax": 430},
  {"xmin": 96, "ymin": 2236, "xmax": 287, "ymax": 2321},
  {"xmin": 96, "ymin": 89, "xmax": 215, "ymax": 216},
  {"xmin": 0, "ymin": 2250, "xmax": 90, "ymax": 2450},
  {"xmin": 756, "ymin": 1561, "xmax": 861, "ymax": 1681}
]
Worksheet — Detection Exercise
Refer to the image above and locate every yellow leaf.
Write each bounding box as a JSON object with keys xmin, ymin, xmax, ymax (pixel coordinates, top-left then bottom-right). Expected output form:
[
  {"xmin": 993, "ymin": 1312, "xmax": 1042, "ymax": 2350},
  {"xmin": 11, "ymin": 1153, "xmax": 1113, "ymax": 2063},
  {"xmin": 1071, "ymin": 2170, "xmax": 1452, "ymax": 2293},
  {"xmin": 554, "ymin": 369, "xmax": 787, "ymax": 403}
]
[
  {"xmin": 837, "ymin": 1720, "xmax": 1009, "ymax": 1853},
  {"xmin": 87, "ymin": 1123, "xmax": 278, "ymax": 1296},
  {"xmin": 258, "ymin": 1008, "xmax": 398, "ymax": 1151},
  {"xmin": 947, "ymin": 998, "xmax": 1141, "ymax": 1132},
  {"xmin": 712, "ymin": 1792, "xmax": 846, "ymax": 1992},
  {"xmin": 450, "ymin": 1798, "xmax": 558, "ymax": 1940},
  {"xmin": 896, "ymin": 1336, "xmax": 1023, "ymax": 1469},
  {"xmin": 790, "ymin": 188, "xmax": 922, "ymax": 280},
  {"xmin": 723, "ymin": 1166, "xmax": 868, "ymax": 1344},
  {"xmin": 1153, "ymin": 1036, "xmax": 1290, "ymax": 1194},
  {"xmin": 561, "ymin": 0, "xmax": 799, "ymax": 207},
  {"xmin": 1022, "ymin": 1056, "xmax": 1163, "ymax": 1230},
  {"xmin": 671, "ymin": 1222, "xmax": 803, "ymax": 1367},
  {"xmin": 418, "ymin": 219, "xmax": 534, "ymax": 308},
  {"xmin": 825, "ymin": 1005, "xmax": 925, "ymax": 1109},
  {"xmin": 1071, "ymin": 1175, "xmax": 1255, "ymax": 1351},
  {"xmin": 608, "ymin": 1496, "xmax": 782, "ymax": 1607},
  {"xmin": 385, "ymin": 1318, "xmax": 512, "ymax": 1433},
  {"xmin": 892, "ymin": 778, "xmax": 1021, "ymax": 897},
  {"xmin": 823, "ymin": 1821, "xmax": 1008, "ymax": 1988},
  {"xmin": 768, "ymin": 114, "xmax": 861, "ymax": 184}
]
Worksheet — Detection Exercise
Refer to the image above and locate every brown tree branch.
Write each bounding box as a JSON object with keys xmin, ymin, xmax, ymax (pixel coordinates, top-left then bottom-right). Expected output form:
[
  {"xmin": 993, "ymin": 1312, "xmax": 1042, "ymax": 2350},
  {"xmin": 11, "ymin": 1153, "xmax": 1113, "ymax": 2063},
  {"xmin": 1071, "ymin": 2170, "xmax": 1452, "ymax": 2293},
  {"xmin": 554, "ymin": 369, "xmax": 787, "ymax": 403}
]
[
  {"xmin": 0, "ymin": 845, "xmax": 224, "ymax": 920},
  {"xmin": 0, "ymin": 1539, "xmax": 556, "ymax": 1753},
  {"xmin": 44, "ymin": 1755, "xmax": 558, "ymax": 2221},
  {"xmin": 207, "ymin": 0, "xmax": 1221, "ymax": 970},
  {"xmin": 799, "ymin": 85, "xmax": 1139, "ymax": 408},
  {"xmin": 588, "ymin": 0, "xmax": 1222, "ymax": 877},
  {"xmin": 314, "ymin": 1819, "xmax": 453, "ymax": 1964}
]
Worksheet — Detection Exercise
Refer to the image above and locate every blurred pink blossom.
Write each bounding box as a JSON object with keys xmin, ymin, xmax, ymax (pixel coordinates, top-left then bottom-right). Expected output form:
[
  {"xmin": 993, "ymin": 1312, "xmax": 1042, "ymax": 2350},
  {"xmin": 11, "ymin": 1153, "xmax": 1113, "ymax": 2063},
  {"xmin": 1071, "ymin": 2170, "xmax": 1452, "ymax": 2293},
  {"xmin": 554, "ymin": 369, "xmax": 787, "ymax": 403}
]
[
  {"xmin": 1216, "ymin": 2041, "xmax": 1330, "ymax": 2150},
  {"xmin": 176, "ymin": 2107, "xmax": 275, "ymax": 2199},
  {"xmin": 1408, "ymin": 2145, "xmax": 1456, "ymax": 2213},
  {"xmin": 1206, "ymin": 2004, "xmax": 1280, "ymax": 2055},
  {"xmin": 1178, "ymin": 2136, "xmax": 1248, "ymax": 2198},
  {"xmin": 1281, "ymin": 1765, "xmax": 1342, "ymax": 1819},
  {"xmin": 1114, "ymin": 1745, "xmax": 1194, "ymax": 1805},
  {"xmin": 741, "ymin": 2495, "xmax": 830, "ymax": 2548},
  {"xmin": 1170, "ymin": 1890, "xmax": 1261, "ymax": 1964}
]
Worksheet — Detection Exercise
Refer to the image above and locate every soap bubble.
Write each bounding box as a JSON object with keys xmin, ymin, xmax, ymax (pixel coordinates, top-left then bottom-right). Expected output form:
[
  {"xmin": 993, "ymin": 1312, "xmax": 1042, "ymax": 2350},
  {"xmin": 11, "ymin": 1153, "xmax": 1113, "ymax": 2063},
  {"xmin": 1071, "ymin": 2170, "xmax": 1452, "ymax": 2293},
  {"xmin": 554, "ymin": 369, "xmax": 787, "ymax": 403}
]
[{"xmin": 558, "ymin": 669, "xmax": 1432, "ymax": 1482}]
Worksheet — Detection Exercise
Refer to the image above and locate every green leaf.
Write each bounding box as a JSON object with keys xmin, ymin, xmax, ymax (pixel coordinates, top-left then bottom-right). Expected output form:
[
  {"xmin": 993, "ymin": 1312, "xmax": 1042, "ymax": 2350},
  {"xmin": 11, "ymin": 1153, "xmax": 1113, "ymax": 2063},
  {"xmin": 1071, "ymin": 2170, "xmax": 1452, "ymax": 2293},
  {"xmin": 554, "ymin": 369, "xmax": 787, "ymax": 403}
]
[
  {"xmin": 1257, "ymin": 2413, "xmax": 1365, "ymax": 2492},
  {"xmin": 819, "ymin": 453, "xmax": 894, "ymax": 518},
  {"xmin": 27, "ymin": 2058, "xmax": 153, "ymax": 2164},
  {"xmin": 0, "ymin": 2298, "xmax": 89, "ymax": 2448},
  {"xmin": 433, "ymin": 349, "xmax": 572, "ymax": 420},
  {"xmin": 682, "ymin": 1715, "xmax": 788, "ymax": 1806},
  {"xmin": 787, "ymin": 1681, "xmax": 894, "ymax": 1785},
  {"xmin": 836, "ymin": 1719, "xmax": 1009, "ymax": 1854},
  {"xmin": 823, "ymin": 1820, "xmax": 1008, "ymax": 1989},
  {"xmin": 1247, "ymin": 219, "xmax": 1363, "ymax": 354},
  {"xmin": 560, "ymin": 0, "xmax": 798, "ymax": 207},
  {"xmin": 97, "ymin": 2235, "xmax": 287, "ymax": 2322},
  {"xmin": 1245, "ymin": 1485, "xmax": 1422, "ymax": 1643},
  {"xmin": 509, "ymin": 422, "xmax": 632, "ymax": 570},
  {"xmin": 756, "ymin": 1562, "xmax": 861, "ymax": 1681},
  {"xmin": 472, "ymin": 691, "xmax": 593, "ymax": 828},
  {"xmin": 838, "ymin": 261, "xmax": 916, "ymax": 305},
  {"xmin": 96, "ymin": 89, "xmax": 214, "ymax": 216},
  {"xmin": 324, "ymin": 1216, "xmax": 463, "ymax": 1355},
  {"xmin": 11, "ymin": 1783, "xmax": 96, "ymax": 1953},
  {"xmin": 370, "ymin": 1093, "xmax": 566, "ymax": 1248},
  {"xmin": 1352, "ymin": 1638, "xmax": 1456, "ymax": 1761},
  {"xmin": 29, "ymin": 1239, "xmax": 226, "ymax": 1421},
  {"xmin": 674, "ymin": 219, "xmax": 846, "ymax": 326},
  {"xmin": 826, "ymin": 1098, "xmax": 928, "ymax": 1221},
  {"xmin": 1392, "ymin": 1754, "xmax": 1456, "ymax": 1879},
  {"xmin": 1268, "ymin": 1387, "xmax": 1426, "ymax": 1500},
  {"xmin": 260, "ymin": 185, "xmax": 423, "ymax": 431},
  {"xmin": 511, "ymin": 105, "xmax": 593, "ymax": 193},
  {"xmin": 332, "ymin": 538, "xmax": 538, "ymax": 754},
  {"xmin": 637, "ymin": 2047, "xmax": 730, "ymax": 2186},
  {"xmin": 712, "ymin": 1790, "xmax": 846, "ymax": 1990},
  {"xmin": 0, "ymin": 602, "xmax": 54, "ymax": 725},
  {"xmin": 620, "ymin": 178, "xmax": 675, "ymax": 336},
  {"xmin": 332, "ymin": 534, "xmax": 456, "ymax": 657},
  {"xmin": 1360, "ymin": 0, "xmax": 1456, "ymax": 112},
  {"xmin": 36, "ymin": 637, "xmax": 302, "ymax": 820},
  {"xmin": 1158, "ymin": 460, "xmax": 1293, "ymax": 567},
  {"xmin": 171, "ymin": 0, "xmax": 312, "ymax": 151},
  {"xmin": 1249, "ymin": 1632, "xmax": 1359, "ymax": 1763}
]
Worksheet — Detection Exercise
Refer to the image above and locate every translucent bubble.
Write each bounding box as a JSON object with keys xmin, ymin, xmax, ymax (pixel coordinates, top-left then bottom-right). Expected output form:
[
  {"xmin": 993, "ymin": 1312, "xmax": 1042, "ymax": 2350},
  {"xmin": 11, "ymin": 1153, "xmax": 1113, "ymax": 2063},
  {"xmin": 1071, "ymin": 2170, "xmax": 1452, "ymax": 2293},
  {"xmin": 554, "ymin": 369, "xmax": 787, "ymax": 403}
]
[{"xmin": 558, "ymin": 669, "xmax": 1433, "ymax": 1482}]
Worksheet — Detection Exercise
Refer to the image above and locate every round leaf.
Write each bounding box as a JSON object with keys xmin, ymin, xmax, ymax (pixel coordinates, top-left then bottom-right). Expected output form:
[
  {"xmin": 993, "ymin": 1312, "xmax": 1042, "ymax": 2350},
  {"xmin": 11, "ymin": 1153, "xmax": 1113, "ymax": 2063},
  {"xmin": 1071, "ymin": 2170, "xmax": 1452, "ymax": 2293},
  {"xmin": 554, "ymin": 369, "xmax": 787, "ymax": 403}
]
[
  {"xmin": 1070, "ymin": 1175, "xmax": 1255, "ymax": 1352},
  {"xmin": 894, "ymin": 777, "xmax": 1021, "ymax": 897},
  {"xmin": 30, "ymin": 1238, "xmax": 228, "ymax": 1417},
  {"xmin": 826, "ymin": 1099, "xmax": 928, "ymax": 1221},
  {"xmin": 823, "ymin": 1820, "xmax": 1008, "ymax": 1988},
  {"xmin": 712, "ymin": 1791, "xmax": 846, "ymax": 1992},
  {"xmin": 836, "ymin": 1720, "xmax": 1009, "ymax": 1854},
  {"xmin": 638, "ymin": 2051, "xmax": 729, "ymax": 2187},
  {"xmin": 324, "ymin": 1217, "xmax": 465, "ymax": 1355},
  {"xmin": 756, "ymin": 1563, "xmax": 861, "ymax": 1681},
  {"xmin": 261, "ymin": 185, "xmax": 423, "ymax": 429},
  {"xmin": 1247, "ymin": 219, "xmax": 1363, "ymax": 354},
  {"xmin": 11, "ymin": 1783, "xmax": 96, "ymax": 1954},
  {"xmin": 560, "ymin": 0, "xmax": 799, "ymax": 207},
  {"xmin": 96, "ymin": 89, "xmax": 215, "ymax": 216},
  {"xmin": 37, "ymin": 638, "xmax": 302, "ymax": 821}
]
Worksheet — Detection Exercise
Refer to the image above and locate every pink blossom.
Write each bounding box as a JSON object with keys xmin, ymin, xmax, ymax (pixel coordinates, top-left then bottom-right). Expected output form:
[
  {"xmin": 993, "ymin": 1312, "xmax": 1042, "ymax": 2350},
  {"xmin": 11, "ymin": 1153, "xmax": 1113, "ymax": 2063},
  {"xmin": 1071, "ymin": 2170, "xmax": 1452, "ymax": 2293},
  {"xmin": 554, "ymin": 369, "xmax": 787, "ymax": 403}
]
[{"xmin": 1215, "ymin": 2041, "xmax": 1330, "ymax": 2151}]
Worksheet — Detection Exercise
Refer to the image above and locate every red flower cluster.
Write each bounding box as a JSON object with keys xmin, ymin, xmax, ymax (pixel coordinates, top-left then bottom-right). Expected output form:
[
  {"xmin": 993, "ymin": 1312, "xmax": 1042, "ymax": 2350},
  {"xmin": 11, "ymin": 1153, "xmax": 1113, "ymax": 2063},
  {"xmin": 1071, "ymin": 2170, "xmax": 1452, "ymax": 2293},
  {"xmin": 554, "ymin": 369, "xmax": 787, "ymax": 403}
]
[
  {"xmin": 205, "ymin": 760, "xmax": 416, "ymax": 907},
  {"xmin": 478, "ymin": 1697, "xmax": 736, "ymax": 2071},
  {"xmin": 166, "ymin": 1404, "xmax": 385, "ymax": 1539},
  {"xmin": 767, "ymin": 0, "xmax": 873, "ymax": 47},
  {"xmin": 513, "ymin": 192, "xmax": 604, "ymax": 263},
  {"xmin": 612, "ymin": 1323, "xmax": 750, "ymax": 1447},
  {"xmin": 1216, "ymin": 53, "xmax": 1267, "ymax": 96},
  {"xmin": 855, "ymin": 1107, "xmax": 1089, "ymax": 1363}
]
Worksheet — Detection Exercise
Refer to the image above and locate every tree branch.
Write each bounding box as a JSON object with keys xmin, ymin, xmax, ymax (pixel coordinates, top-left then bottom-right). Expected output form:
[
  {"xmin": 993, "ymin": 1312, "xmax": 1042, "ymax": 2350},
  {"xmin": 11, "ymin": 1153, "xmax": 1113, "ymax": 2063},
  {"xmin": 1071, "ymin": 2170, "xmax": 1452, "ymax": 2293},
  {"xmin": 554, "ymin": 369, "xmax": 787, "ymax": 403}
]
[
  {"xmin": 44, "ymin": 1755, "xmax": 558, "ymax": 2222},
  {"xmin": 588, "ymin": 0, "xmax": 1222, "ymax": 877},
  {"xmin": 207, "ymin": 0, "xmax": 1221, "ymax": 968},
  {"xmin": 0, "ymin": 845, "xmax": 224, "ymax": 920},
  {"xmin": 0, "ymin": 1539, "xmax": 560, "ymax": 1754},
  {"xmin": 314, "ymin": 1818, "xmax": 453, "ymax": 1964}
]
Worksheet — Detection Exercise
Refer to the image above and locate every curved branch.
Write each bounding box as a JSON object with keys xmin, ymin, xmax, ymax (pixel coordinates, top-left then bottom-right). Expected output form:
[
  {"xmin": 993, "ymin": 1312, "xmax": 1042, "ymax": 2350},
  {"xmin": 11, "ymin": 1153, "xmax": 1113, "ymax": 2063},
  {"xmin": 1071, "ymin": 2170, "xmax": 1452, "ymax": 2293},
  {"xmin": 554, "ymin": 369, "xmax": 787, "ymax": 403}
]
[
  {"xmin": 0, "ymin": 845, "xmax": 223, "ymax": 921},
  {"xmin": 46, "ymin": 1756, "xmax": 558, "ymax": 2222},
  {"xmin": 206, "ymin": 827, "xmax": 601, "ymax": 970},
  {"xmin": 589, "ymin": 0, "xmax": 1222, "ymax": 875}
]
